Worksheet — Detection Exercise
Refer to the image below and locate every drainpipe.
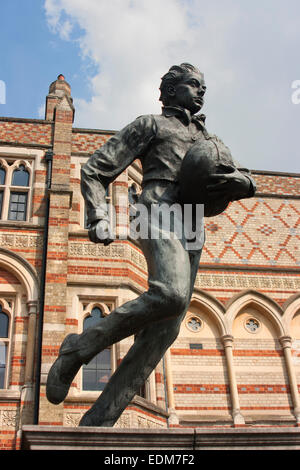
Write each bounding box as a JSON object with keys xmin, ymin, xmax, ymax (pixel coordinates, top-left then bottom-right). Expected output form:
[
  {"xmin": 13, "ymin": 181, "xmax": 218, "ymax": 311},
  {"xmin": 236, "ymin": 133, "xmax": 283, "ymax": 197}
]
[
  {"xmin": 33, "ymin": 149, "xmax": 53, "ymax": 424},
  {"xmin": 162, "ymin": 356, "xmax": 170, "ymax": 428}
]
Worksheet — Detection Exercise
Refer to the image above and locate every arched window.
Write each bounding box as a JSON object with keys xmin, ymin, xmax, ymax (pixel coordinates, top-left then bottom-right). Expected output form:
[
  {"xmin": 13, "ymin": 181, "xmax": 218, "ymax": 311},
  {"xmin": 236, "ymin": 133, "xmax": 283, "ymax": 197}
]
[
  {"xmin": 11, "ymin": 164, "xmax": 30, "ymax": 187},
  {"xmin": 0, "ymin": 159, "xmax": 33, "ymax": 221},
  {"xmin": 82, "ymin": 307, "xmax": 112, "ymax": 391},
  {"xmin": 0, "ymin": 166, "xmax": 6, "ymax": 218},
  {"xmin": 8, "ymin": 164, "xmax": 30, "ymax": 221},
  {"xmin": 0, "ymin": 167, "xmax": 6, "ymax": 185},
  {"xmin": 0, "ymin": 305, "xmax": 9, "ymax": 389}
]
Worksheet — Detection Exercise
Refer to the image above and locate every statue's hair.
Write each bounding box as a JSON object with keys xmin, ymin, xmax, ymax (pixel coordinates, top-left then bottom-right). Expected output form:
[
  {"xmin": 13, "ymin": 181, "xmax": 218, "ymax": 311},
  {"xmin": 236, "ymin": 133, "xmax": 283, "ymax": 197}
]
[{"xmin": 159, "ymin": 63, "xmax": 202, "ymax": 105}]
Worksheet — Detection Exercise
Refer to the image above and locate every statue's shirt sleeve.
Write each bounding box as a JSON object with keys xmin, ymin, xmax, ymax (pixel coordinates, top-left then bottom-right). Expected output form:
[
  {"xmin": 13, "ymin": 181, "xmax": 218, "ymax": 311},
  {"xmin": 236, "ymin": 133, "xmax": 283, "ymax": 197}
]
[{"xmin": 81, "ymin": 115, "xmax": 156, "ymax": 224}]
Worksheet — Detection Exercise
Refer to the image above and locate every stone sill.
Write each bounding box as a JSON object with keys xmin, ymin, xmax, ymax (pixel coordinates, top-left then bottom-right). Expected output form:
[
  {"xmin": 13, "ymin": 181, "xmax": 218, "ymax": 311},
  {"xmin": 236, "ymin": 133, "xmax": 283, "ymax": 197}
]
[{"xmin": 0, "ymin": 389, "xmax": 21, "ymax": 402}]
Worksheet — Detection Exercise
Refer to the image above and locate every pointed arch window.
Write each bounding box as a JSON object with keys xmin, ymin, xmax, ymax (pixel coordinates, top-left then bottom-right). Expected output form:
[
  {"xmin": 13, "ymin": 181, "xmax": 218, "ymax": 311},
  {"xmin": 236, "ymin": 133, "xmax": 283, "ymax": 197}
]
[
  {"xmin": 9, "ymin": 164, "xmax": 30, "ymax": 221},
  {"xmin": 0, "ymin": 159, "xmax": 33, "ymax": 222},
  {"xmin": 0, "ymin": 167, "xmax": 6, "ymax": 185},
  {"xmin": 0, "ymin": 305, "xmax": 10, "ymax": 389},
  {"xmin": 82, "ymin": 306, "xmax": 112, "ymax": 391},
  {"xmin": 0, "ymin": 166, "xmax": 6, "ymax": 218},
  {"xmin": 11, "ymin": 164, "xmax": 30, "ymax": 187}
]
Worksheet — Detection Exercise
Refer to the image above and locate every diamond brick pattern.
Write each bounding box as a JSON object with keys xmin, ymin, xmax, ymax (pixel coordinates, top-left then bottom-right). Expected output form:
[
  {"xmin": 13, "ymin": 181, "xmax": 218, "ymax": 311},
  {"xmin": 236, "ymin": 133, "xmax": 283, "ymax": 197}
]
[
  {"xmin": 71, "ymin": 131, "xmax": 111, "ymax": 153},
  {"xmin": 203, "ymin": 198, "xmax": 300, "ymax": 267}
]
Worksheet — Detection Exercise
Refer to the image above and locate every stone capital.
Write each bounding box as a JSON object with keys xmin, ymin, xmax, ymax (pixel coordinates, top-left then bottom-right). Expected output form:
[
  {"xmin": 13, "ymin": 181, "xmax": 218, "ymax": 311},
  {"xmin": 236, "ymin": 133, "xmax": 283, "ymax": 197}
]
[
  {"xmin": 221, "ymin": 334, "xmax": 234, "ymax": 348},
  {"xmin": 26, "ymin": 300, "xmax": 38, "ymax": 315},
  {"xmin": 279, "ymin": 335, "xmax": 292, "ymax": 349}
]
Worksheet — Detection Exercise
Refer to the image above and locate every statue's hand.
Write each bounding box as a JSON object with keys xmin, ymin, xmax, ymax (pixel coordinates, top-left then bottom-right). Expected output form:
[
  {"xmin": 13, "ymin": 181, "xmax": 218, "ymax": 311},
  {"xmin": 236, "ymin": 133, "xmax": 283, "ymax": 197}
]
[
  {"xmin": 206, "ymin": 168, "xmax": 250, "ymax": 201},
  {"xmin": 88, "ymin": 219, "xmax": 114, "ymax": 246}
]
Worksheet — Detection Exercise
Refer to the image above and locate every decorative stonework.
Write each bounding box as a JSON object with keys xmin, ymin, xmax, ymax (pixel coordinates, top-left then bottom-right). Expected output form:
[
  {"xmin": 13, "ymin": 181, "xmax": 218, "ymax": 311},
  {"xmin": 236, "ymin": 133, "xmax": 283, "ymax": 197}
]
[
  {"xmin": 0, "ymin": 233, "xmax": 43, "ymax": 248},
  {"xmin": 137, "ymin": 415, "xmax": 164, "ymax": 429},
  {"xmin": 69, "ymin": 241, "xmax": 147, "ymax": 272},
  {"xmin": 64, "ymin": 412, "xmax": 83, "ymax": 427},
  {"xmin": 244, "ymin": 317, "xmax": 261, "ymax": 334},
  {"xmin": 114, "ymin": 413, "xmax": 131, "ymax": 428},
  {"xmin": 195, "ymin": 273, "xmax": 300, "ymax": 291},
  {"xmin": 186, "ymin": 315, "xmax": 203, "ymax": 333},
  {"xmin": 69, "ymin": 242, "xmax": 126, "ymax": 259},
  {"xmin": 0, "ymin": 409, "xmax": 19, "ymax": 428}
]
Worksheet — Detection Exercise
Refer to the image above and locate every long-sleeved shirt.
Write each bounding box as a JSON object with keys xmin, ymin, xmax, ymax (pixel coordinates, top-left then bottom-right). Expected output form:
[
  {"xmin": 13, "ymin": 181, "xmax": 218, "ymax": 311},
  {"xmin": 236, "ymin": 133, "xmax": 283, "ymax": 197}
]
[{"xmin": 81, "ymin": 106, "xmax": 256, "ymax": 225}]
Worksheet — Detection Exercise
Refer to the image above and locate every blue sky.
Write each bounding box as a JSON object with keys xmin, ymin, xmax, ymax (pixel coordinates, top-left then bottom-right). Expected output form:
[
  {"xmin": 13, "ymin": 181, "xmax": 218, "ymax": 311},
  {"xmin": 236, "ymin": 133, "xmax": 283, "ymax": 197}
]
[
  {"xmin": 0, "ymin": 0, "xmax": 300, "ymax": 173},
  {"xmin": 0, "ymin": 1, "xmax": 95, "ymax": 119}
]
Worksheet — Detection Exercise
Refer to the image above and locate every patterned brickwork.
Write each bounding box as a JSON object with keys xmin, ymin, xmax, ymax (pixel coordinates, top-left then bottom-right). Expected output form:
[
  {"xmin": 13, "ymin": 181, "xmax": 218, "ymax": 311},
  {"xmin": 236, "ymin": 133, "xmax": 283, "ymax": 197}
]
[
  {"xmin": 0, "ymin": 118, "xmax": 52, "ymax": 147},
  {"xmin": 203, "ymin": 197, "xmax": 300, "ymax": 268},
  {"xmin": 253, "ymin": 172, "xmax": 300, "ymax": 196},
  {"xmin": 71, "ymin": 129, "xmax": 112, "ymax": 154}
]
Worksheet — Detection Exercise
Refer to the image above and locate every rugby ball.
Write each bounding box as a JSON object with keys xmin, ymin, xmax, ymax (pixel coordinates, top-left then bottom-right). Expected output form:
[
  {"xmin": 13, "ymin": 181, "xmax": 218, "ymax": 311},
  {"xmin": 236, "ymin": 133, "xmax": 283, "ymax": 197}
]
[{"xmin": 179, "ymin": 137, "xmax": 235, "ymax": 217}]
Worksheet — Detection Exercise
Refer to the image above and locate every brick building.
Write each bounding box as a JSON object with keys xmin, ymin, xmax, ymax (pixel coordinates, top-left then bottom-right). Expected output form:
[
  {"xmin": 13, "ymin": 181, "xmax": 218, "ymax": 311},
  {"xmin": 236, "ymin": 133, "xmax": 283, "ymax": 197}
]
[{"xmin": 0, "ymin": 75, "xmax": 299, "ymax": 450}]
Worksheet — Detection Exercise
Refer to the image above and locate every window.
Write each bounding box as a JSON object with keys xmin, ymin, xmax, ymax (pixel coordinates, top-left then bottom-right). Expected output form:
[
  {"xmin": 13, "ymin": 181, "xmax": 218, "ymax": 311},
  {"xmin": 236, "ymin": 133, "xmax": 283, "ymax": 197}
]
[
  {"xmin": 82, "ymin": 306, "xmax": 112, "ymax": 391},
  {"xmin": 0, "ymin": 167, "xmax": 6, "ymax": 185},
  {"xmin": 245, "ymin": 317, "xmax": 260, "ymax": 333},
  {"xmin": 0, "ymin": 159, "xmax": 32, "ymax": 222},
  {"xmin": 0, "ymin": 305, "xmax": 9, "ymax": 389},
  {"xmin": 8, "ymin": 192, "xmax": 28, "ymax": 221},
  {"xmin": 186, "ymin": 315, "xmax": 203, "ymax": 333}
]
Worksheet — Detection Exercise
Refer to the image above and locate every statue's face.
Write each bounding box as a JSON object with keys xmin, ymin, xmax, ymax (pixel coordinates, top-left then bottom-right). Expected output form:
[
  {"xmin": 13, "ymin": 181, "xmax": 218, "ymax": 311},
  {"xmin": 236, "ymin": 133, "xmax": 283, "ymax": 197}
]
[{"xmin": 173, "ymin": 71, "xmax": 206, "ymax": 114}]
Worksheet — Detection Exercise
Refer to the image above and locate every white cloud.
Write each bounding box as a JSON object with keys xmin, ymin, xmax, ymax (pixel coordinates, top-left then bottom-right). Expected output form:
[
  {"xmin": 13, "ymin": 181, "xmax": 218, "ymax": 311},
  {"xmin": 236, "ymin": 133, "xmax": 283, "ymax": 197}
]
[{"xmin": 44, "ymin": 0, "xmax": 300, "ymax": 172}]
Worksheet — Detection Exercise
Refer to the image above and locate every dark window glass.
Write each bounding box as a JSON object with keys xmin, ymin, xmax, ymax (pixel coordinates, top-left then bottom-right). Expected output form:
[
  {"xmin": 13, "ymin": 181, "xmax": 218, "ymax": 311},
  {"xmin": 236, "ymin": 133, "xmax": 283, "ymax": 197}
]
[
  {"xmin": 83, "ymin": 307, "xmax": 103, "ymax": 329},
  {"xmin": 0, "ymin": 167, "xmax": 6, "ymax": 185},
  {"xmin": 12, "ymin": 165, "xmax": 29, "ymax": 187},
  {"xmin": 0, "ymin": 191, "xmax": 3, "ymax": 219},
  {"xmin": 82, "ymin": 307, "xmax": 111, "ymax": 391},
  {"xmin": 8, "ymin": 192, "xmax": 28, "ymax": 221},
  {"xmin": 0, "ymin": 307, "xmax": 9, "ymax": 338},
  {"xmin": 0, "ymin": 342, "xmax": 7, "ymax": 389}
]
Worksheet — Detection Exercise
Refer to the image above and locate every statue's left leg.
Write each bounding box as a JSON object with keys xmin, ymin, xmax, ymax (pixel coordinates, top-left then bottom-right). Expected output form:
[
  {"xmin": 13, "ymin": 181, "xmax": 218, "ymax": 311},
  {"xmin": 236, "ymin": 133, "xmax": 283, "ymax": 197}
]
[{"xmin": 79, "ymin": 249, "xmax": 201, "ymax": 427}]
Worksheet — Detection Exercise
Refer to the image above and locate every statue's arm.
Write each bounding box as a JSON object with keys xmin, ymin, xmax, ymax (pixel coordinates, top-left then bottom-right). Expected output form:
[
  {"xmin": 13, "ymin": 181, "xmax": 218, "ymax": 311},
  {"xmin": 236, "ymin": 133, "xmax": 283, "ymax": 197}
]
[
  {"xmin": 81, "ymin": 115, "xmax": 156, "ymax": 227},
  {"xmin": 235, "ymin": 167, "xmax": 257, "ymax": 199}
]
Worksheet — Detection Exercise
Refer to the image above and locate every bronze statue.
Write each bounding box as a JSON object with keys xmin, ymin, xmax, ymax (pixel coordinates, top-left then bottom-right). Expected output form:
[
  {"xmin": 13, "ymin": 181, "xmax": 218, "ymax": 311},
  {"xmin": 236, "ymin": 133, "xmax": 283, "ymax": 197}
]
[{"xmin": 46, "ymin": 63, "xmax": 256, "ymax": 426}]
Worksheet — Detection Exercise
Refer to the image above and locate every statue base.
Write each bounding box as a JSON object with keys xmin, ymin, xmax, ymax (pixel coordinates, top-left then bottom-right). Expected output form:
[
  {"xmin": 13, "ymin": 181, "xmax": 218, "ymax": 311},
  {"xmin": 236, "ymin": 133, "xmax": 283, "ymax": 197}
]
[{"xmin": 21, "ymin": 425, "xmax": 300, "ymax": 450}]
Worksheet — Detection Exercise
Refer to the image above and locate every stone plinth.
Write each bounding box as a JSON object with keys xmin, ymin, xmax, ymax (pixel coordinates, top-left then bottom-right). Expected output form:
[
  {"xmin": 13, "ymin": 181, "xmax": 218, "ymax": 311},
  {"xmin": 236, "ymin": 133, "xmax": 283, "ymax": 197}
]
[{"xmin": 21, "ymin": 425, "xmax": 300, "ymax": 451}]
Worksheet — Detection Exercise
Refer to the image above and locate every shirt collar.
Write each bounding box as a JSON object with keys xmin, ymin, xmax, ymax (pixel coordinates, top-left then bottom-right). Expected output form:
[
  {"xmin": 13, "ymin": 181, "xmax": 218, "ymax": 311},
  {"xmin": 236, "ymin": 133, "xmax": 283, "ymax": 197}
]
[{"xmin": 162, "ymin": 106, "xmax": 206, "ymax": 128}]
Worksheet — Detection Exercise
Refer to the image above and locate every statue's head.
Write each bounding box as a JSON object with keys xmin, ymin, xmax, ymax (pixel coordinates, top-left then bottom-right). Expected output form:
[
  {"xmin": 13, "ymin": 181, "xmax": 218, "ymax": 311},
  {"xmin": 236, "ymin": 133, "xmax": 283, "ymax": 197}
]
[{"xmin": 159, "ymin": 63, "xmax": 206, "ymax": 115}]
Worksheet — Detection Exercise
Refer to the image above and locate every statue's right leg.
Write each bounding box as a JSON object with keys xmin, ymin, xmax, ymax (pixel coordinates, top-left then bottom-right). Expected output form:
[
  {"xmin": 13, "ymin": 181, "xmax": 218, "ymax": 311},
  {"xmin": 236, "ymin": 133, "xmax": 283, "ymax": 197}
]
[
  {"xmin": 79, "ymin": 314, "xmax": 183, "ymax": 427},
  {"xmin": 78, "ymin": 248, "xmax": 202, "ymax": 427},
  {"xmin": 46, "ymin": 236, "xmax": 192, "ymax": 405}
]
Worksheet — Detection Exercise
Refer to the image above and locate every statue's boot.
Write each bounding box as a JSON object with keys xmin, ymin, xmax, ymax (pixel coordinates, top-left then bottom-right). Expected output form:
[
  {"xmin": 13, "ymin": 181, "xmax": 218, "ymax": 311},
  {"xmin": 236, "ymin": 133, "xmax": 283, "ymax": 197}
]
[{"xmin": 46, "ymin": 334, "xmax": 83, "ymax": 404}]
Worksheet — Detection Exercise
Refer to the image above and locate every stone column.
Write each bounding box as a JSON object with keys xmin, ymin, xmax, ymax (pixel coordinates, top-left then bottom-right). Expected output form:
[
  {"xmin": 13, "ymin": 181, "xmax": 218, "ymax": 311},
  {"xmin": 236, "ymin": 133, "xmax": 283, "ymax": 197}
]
[
  {"xmin": 24, "ymin": 300, "xmax": 38, "ymax": 385},
  {"xmin": 221, "ymin": 334, "xmax": 245, "ymax": 425},
  {"xmin": 164, "ymin": 348, "xmax": 179, "ymax": 425},
  {"xmin": 18, "ymin": 301, "xmax": 38, "ymax": 428},
  {"xmin": 280, "ymin": 335, "xmax": 300, "ymax": 423}
]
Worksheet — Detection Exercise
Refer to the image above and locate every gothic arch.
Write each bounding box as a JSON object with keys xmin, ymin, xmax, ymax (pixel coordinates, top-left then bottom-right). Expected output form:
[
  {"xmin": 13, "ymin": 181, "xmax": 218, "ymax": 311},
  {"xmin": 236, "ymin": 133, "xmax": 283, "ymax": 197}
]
[
  {"xmin": 225, "ymin": 289, "xmax": 285, "ymax": 337},
  {"xmin": 282, "ymin": 293, "xmax": 300, "ymax": 334},
  {"xmin": 0, "ymin": 247, "xmax": 39, "ymax": 302},
  {"xmin": 190, "ymin": 290, "xmax": 227, "ymax": 336}
]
